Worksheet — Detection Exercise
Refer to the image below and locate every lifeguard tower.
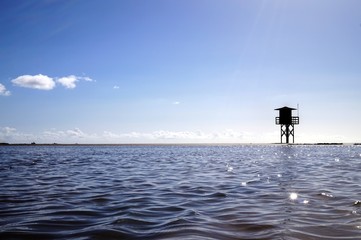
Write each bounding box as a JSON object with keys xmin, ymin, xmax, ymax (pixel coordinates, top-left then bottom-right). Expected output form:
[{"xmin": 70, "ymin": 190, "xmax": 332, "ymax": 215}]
[{"xmin": 275, "ymin": 106, "xmax": 299, "ymax": 143}]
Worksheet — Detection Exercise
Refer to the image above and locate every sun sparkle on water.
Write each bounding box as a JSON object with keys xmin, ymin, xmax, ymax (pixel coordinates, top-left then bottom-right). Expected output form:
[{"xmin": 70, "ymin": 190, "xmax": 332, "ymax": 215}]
[{"xmin": 290, "ymin": 192, "xmax": 298, "ymax": 200}]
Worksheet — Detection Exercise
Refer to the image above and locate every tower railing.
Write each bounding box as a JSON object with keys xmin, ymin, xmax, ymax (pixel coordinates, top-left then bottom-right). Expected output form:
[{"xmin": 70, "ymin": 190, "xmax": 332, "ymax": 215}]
[{"xmin": 275, "ymin": 116, "xmax": 299, "ymax": 125}]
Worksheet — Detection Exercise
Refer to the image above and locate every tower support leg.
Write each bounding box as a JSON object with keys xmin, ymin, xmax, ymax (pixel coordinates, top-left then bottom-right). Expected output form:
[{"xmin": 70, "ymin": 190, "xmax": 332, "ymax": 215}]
[{"xmin": 280, "ymin": 124, "xmax": 295, "ymax": 144}]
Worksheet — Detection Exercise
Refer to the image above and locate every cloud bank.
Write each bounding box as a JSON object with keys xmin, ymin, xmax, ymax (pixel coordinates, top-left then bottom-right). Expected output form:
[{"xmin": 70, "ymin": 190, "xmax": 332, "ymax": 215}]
[
  {"xmin": 0, "ymin": 83, "xmax": 11, "ymax": 96},
  {"xmin": 1, "ymin": 127, "xmax": 250, "ymax": 144},
  {"xmin": 1, "ymin": 127, "xmax": 353, "ymax": 144},
  {"xmin": 11, "ymin": 74, "xmax": 93, "ymax": 90},
  {"xmin": 0, "ymin": 127, "xmax": 34, "ymax": 142}
]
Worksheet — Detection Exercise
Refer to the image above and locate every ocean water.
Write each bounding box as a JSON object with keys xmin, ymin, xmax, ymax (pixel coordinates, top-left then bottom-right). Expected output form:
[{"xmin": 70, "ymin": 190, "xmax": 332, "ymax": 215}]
[{"xmin": 0, "ymin": 145, "xmax": 360, "ymax": 240}]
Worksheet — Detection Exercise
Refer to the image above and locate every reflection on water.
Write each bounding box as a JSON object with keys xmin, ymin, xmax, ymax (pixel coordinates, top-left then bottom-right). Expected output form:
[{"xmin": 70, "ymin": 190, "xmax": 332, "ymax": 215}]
[{"xmin": 0, "ymin": 145, "xmax": 361, "ymax": 239}]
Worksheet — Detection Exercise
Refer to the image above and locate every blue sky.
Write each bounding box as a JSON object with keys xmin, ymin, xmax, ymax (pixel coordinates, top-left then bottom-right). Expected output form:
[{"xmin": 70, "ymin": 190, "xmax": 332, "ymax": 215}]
[{"xmin": 1, "ymin": 0, "xmax": 361, "ymax": 143}]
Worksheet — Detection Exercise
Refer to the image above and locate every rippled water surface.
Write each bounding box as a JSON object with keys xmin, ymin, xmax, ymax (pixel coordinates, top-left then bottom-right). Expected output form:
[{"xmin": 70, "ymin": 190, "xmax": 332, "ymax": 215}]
[{"xmin": 1, "ymin": 145, "xmax": 361, "ymax": 239}]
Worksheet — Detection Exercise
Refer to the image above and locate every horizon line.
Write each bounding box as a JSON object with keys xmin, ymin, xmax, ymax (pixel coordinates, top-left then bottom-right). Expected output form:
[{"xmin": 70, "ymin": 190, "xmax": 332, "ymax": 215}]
[{"xmin": 1, "ymin": 142, "xmax": 360, "ymax": 146}]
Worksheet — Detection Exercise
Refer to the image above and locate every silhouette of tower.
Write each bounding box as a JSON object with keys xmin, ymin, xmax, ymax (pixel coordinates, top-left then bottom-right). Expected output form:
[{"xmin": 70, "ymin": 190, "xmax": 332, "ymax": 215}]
[{"xmin": 275, "ymin": 106, "xmax": 299, "ymax": 143}]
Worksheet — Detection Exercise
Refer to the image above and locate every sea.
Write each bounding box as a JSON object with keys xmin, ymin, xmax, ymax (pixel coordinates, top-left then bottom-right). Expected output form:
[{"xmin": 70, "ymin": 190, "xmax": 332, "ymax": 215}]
[{"xmin": 0, "ymin": 144, "xmax": 360, "ymax": 240}]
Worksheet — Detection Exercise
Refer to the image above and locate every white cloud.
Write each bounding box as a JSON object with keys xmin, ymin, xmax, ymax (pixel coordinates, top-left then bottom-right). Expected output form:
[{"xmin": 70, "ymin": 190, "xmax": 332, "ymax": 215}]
[
  {"xmin": 81, "ymin": 76, "xmax": 93, "ymax": 82},
  {"xmin": 0, "ymin": 127, "xmax": 35, "ymax": 143},
  {"xmin": 43, "ymin": 129, "xmax": 66, "ymax": 139},
  {"xmin": 113, "ymin": 85, "xmax": 120, "ymax": 89},
  {"xmin": 1, "ymin": 127, "xmax": 92, "ymax": 143},
  {"xmin": 0, "ymin": 83, "xmax": 11, "ymax": 96},
  {"xmin": 12, "ymin": 74, "xmax": 56, "ymax": 90},
  {"xmin": 11, "ymin": 74, "xmax": 93, "ymax": 90},
  {"xmin": 57, "ymin": 75, "xmax": 78, "ymax": 89},
  {"xmin": 1, "ymin": 127, "xmax": 16, "ymax": 135},
  {"xmin": 172, "ymin": 101, "xmax": 180, "ymax": 105},
  {"xmin": 66, "ymin": 128, "xmax": 86, "ymax": 138},
  {"xmin": 57, "ymin": 75, "xmax": 93, "ymax": 89},
  {"xmin": 103, "ymin": 131, "xmax": 121, "ymax": 138},
  {"xmin": 42, "ymin": 128, "xmax": 90, "ymax": 142}
]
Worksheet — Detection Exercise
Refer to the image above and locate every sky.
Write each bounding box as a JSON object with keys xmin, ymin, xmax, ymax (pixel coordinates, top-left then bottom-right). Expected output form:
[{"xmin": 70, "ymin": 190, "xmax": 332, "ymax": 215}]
[{"xmin": 0, "ymin": 0, "xmax": 361, "ymax": 144}]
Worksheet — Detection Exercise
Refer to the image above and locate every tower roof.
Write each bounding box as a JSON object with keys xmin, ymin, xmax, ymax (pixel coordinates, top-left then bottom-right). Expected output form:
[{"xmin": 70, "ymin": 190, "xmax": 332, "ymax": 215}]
[{"xmin": 274, "ymin": 106, "xmax": 297, "ymax": 111}]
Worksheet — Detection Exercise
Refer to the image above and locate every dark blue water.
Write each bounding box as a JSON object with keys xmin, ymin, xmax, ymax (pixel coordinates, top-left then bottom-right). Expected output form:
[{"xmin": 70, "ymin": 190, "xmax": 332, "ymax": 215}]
[{"xmin": 0, "ymin": 145, "xmax": 361, "ymax": 239}]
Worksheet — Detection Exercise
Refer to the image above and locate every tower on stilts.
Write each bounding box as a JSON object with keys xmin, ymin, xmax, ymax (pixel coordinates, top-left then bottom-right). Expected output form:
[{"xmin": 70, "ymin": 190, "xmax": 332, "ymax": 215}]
[{"xmin": 275, "ymin": 106, "xmax": 299, "ymax": 144}]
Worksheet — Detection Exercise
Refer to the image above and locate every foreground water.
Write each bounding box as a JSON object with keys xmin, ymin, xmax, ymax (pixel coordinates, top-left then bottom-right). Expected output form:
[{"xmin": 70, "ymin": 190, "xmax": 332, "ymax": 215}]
[{"xmin": 0, "ymin": 145, "xmax": 360, "ymax": 239}]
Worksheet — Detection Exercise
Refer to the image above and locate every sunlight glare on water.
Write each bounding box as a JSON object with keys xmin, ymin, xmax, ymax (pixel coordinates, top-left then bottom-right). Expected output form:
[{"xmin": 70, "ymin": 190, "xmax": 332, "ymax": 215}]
[{"xmin": 290, "ymin": 192, "xmax": 298, "ymax": 200}]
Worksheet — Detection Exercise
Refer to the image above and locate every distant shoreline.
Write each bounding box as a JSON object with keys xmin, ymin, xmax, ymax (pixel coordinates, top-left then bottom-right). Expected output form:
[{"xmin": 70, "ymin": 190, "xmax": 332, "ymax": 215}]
[{"xmin": 1, "ymin": 142, "xmax": 360, "ymax": 146}]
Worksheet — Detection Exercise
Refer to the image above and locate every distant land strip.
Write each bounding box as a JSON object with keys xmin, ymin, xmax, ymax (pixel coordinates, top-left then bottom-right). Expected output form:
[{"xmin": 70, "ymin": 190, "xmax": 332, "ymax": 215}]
[{"xmin": 1, "ymin": 142, "xmax": 361, "ymax": 146}]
